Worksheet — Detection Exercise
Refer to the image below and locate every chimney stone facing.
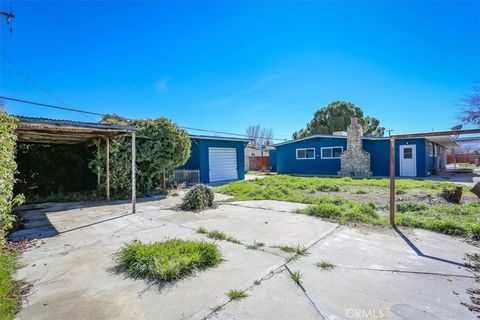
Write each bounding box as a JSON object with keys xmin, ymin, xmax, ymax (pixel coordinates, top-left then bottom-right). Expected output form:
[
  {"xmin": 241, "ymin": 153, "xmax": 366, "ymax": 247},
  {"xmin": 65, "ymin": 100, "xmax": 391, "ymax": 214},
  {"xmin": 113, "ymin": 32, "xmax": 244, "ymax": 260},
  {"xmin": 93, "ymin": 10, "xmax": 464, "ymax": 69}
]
[{"xmin": 338, "ymin": 118, "xmax": 372, "ymax": 177}]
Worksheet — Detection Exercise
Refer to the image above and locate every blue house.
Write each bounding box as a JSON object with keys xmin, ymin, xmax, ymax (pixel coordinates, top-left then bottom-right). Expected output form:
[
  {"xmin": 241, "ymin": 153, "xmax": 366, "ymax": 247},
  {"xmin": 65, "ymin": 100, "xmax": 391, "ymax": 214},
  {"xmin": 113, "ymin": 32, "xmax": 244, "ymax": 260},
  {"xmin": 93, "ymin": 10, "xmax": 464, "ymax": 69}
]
[
  {"xmin": 181, "ymin": 135, "xmax": 249, "ymax": 184},
  {"xmin": 273, "ymin": 133, "xmax": 457, "ymax": 178}
]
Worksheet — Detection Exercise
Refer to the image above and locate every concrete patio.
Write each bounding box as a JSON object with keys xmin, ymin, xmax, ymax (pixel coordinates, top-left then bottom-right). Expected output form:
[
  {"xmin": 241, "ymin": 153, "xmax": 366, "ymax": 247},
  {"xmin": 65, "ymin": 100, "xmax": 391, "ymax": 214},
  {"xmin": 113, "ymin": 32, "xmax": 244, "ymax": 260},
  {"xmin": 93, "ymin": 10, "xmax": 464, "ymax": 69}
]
[{"xmin": 10, "ymin": 195, "xmax": 479, "ymax": 320}]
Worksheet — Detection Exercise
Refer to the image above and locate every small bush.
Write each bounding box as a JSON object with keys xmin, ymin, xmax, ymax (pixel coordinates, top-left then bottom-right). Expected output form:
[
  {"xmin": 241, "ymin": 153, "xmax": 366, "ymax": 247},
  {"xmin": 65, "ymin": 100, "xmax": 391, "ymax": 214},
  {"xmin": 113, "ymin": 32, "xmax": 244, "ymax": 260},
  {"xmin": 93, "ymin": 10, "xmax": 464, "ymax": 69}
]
[
  {"xmin": 116, "ymin": 239, "xmax": 223, "ymax": 281},
  {"xmin": 180, "ymin": 184, "xmax": 215, "ymax": 211},
  {"xmin": 227, "ymin": 290, "xmax": 248, "ymax": 300}
]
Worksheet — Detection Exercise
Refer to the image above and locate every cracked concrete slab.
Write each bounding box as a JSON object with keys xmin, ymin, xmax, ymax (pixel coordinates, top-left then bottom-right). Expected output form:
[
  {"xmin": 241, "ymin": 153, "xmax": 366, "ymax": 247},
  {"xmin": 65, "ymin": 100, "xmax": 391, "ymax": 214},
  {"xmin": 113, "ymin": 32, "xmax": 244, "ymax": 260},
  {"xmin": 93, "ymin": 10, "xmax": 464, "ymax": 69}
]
[
  {"xmin": 207, "ymin": 268, "xmax": 320, "ymax": 320},
  {"xmin": 15, "ymin": 204, "xmax": 285, "ymax": 320},
  {"xmin": 160, "ymin": 203, "xmax": 338, "ymax": 248},
  {"xmin": 229, "ymin": 200, "xmax": 309, "ymax": 212},
  {"xmin": 287, "ymin": 226, "xmax": 479, "ymax": 319},
  {"xmin": 289, "ymin": 226, "xmax": 476, "ymax": 276},
  {"xmin": 10, "ymin": 197, "xmax": 479, "ymax": 320}
]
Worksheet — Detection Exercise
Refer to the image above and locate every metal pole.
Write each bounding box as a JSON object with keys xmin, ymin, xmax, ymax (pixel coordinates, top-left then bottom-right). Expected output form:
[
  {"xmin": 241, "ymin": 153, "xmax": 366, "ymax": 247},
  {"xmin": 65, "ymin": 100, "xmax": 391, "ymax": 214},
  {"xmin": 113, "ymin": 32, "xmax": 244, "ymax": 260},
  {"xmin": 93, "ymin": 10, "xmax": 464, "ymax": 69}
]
[
  {"xmin": 389, "ymin": 137, "xmax": 396, "ymax": 225},
  {"xmin": 106, "ymin": 137, "xmax": 110, "ymax": 202},
  {"xmin": 131, "ymin": 132, "xmax": 136, "ymax": 213}
]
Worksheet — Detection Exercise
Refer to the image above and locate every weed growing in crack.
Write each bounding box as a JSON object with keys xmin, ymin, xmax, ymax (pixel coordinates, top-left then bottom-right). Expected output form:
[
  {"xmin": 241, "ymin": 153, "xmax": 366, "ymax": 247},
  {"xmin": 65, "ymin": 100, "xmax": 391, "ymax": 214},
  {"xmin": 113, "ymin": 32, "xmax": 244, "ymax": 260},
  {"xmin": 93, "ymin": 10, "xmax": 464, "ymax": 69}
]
[
  {"xmin": 290, "ymin": 271, "xmax": 302, "ymax": 285},
  {"xmin": 274, "ymin": 244, "xmax": 308, "ymax": 256},
  {"xmin": 197, "ymin": 227, "xmax": 242, "ymax": 244},
  {"xmin": 227, "ymin": 290, "xmax": 248, "ymax": 301},
  {"xmin": 316, "ymin": 260, "xmax": 335, "ymax": 271},
  {"xmin": 247, "ymin": 241, "xmax": 265, "ymax": 250},
  {"xmin": 210, "ymin": 305, "xmax": 222, "ymax": 313}
]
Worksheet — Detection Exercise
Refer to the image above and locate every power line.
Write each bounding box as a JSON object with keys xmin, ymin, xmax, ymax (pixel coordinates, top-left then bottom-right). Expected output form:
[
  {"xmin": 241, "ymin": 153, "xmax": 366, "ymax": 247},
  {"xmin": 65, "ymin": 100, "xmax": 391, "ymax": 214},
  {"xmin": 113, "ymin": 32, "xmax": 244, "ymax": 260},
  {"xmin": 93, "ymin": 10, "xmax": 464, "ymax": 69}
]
[
  {"xmin": 0, "ymin": 96, "xmax": 104, "ymax": 116},
  {"xmin": 0, "ymin": 96, "xmax": 288, "ymax": 141},
  {"xmin": 1, "ymin": 54, "xmax": 97, "ymax": 120}
]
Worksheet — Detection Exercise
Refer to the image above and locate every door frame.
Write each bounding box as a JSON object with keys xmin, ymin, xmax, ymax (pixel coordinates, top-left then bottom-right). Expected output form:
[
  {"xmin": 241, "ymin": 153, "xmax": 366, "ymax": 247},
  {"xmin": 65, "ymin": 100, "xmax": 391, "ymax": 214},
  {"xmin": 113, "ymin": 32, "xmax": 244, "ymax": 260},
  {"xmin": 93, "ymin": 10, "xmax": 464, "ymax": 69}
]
[{"xmin": 399, "ymin": 144, "xmax": 417, "ymax": 177}]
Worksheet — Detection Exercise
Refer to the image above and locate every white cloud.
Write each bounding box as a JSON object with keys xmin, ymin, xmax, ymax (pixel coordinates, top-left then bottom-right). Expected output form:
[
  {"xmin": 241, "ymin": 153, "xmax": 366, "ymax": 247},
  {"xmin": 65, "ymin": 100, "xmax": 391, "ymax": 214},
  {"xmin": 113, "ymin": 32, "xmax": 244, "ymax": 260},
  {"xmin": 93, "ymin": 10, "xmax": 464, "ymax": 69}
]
[{"xmin": 154, "ymin": 78, "xmax": 170, "ymax": 93}]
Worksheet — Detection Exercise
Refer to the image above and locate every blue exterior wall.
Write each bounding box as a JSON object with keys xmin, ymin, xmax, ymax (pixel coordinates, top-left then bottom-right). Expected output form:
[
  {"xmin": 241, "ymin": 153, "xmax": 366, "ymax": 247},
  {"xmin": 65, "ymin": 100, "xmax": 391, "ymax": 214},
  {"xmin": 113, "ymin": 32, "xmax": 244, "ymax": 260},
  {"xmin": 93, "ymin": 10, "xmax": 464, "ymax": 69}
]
[
  {"xmin": 180, "ymin": 138, "xmax": 247, "ymax": 183},
  {"xmin": 269, "ymin": 150, "xmax": 277, "ymax": 172},
  {"xmin": 276, "ymin": 137, "xmax": 347, "ymax": 175},
  {"xmin": 276, "ymin": 137, "xmax": 431, "ymax": 178}
]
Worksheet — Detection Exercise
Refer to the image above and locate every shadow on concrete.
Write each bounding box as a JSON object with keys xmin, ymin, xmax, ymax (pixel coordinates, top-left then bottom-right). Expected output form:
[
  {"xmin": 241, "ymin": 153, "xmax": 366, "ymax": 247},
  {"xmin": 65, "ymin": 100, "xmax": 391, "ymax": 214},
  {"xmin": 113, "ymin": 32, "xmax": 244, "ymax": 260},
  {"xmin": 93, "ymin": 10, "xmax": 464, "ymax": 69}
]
[
  {"xmin": 393, "ymin": 226, "xmax": 466, "ymax": 268},
  {"xmin": 8, "ymin": 195, "xmax": 167, "ymax": 242}
]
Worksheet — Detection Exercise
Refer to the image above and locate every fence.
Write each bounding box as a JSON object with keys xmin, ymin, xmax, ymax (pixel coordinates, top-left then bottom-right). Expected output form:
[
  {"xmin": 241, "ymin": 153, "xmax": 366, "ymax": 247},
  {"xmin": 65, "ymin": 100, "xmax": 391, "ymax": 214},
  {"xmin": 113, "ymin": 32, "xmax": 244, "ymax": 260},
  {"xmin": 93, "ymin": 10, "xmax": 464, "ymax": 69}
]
[
  {"xmin": 174, "ymin": 169, "xmax": 200, "ymax": 186},
  {"xmin": 247, "ymin": 156, "xmax": 269, "ymax": 171},
  {"xmin": 447, "ymin": 153, "xmax": 480, "ymax": 165}
]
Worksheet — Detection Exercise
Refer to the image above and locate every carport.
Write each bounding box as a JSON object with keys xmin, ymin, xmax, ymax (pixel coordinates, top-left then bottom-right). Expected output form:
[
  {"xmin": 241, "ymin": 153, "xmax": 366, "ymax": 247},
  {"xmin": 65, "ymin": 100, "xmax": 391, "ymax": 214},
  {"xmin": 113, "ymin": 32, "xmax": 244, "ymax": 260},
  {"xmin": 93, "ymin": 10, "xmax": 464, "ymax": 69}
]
[{"xmin": 15, "ymin": 116, "xmax": 138, "ymax": 213}]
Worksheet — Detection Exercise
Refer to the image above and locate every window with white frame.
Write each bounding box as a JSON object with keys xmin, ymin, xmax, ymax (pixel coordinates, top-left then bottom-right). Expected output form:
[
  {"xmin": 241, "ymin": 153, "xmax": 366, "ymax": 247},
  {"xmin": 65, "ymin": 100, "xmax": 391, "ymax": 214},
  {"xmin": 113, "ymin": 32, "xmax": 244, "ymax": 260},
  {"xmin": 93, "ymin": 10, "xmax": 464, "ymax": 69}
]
[
  {"xmin": 321, "ymin": 146, "xmax": 343, "ymax": 159},
  {"xmin": 296, "ymin": 148, "xmax": 315, "ymax": 159}
]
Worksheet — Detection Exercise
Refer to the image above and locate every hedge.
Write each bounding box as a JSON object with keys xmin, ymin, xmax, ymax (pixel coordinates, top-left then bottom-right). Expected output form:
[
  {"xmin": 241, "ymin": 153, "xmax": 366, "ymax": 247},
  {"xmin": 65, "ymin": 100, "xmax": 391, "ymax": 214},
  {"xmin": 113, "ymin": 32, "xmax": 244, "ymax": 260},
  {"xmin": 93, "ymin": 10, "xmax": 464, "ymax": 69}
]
[{"xmin": 0, "ymin": 112, "xmax": 23, "ymax": 241}]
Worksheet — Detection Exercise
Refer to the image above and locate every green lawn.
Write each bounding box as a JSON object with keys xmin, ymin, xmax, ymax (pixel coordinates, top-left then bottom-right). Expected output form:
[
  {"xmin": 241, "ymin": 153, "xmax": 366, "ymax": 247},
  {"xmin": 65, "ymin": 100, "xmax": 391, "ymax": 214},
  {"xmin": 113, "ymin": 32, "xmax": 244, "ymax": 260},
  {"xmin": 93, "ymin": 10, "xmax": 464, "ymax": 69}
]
[
  {"xmin": 0, "ymin": 248, "xmax": 18, "ymax": 320},
  {"xmin": 215, "ymin": 175, "xmax": 480, "ymax": 240}
]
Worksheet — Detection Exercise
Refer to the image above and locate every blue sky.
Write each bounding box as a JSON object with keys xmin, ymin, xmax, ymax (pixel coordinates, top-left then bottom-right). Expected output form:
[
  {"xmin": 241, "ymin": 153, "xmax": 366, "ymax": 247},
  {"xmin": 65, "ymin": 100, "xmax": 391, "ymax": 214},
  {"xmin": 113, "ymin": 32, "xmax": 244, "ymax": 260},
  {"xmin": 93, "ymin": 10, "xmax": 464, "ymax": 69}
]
[{"xmin": 0, "ymin": 1, "xmax": 479, "ymax": 140}]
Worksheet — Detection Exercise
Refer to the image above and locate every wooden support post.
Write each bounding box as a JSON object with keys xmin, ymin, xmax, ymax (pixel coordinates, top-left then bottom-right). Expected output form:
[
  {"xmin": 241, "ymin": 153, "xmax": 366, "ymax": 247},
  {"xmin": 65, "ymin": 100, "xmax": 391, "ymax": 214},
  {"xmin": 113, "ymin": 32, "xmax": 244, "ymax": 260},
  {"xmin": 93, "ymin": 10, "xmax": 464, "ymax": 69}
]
[
  {"xmin": 131, "ymin": 131, "xmax": 136, "ymax": 213},
  {"xmin": 106, "ymin": 137, "xmax": 110, "ymax": 202},
  {"xmin": 97, "ymin": 166, "xmax": 101, "ymax": 188},
  {"xmin": 389, "ymin": 137, "xmax": 396, "ymax": 225}
]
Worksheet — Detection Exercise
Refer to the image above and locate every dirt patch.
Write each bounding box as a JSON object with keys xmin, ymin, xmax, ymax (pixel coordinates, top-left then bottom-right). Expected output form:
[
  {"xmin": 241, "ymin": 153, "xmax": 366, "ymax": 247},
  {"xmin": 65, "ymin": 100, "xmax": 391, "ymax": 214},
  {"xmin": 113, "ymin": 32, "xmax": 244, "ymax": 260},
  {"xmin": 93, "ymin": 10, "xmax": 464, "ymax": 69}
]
[{"xmin": 312, "ymin": 190, "xmax": 479, "ymax": 206}]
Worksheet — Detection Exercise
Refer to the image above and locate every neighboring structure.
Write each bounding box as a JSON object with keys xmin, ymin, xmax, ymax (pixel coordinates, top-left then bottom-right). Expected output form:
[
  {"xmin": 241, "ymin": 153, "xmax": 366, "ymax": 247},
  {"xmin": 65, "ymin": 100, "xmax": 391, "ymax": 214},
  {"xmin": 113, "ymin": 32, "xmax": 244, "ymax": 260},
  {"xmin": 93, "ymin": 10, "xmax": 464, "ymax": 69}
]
[
  {"xmin": 273, "ymin": 125, "xmax": 456, "ymax": 178},
  {"xmin": 338, "ymin": 118, "xmax": 372, "ymax": 177},
  {"xmin": 180, "ymin": 135, "xmax": 249, "ymax": 184},
  {"xmin": 245, "ymin": 146, "xmax": 271, "ymax": 171}
]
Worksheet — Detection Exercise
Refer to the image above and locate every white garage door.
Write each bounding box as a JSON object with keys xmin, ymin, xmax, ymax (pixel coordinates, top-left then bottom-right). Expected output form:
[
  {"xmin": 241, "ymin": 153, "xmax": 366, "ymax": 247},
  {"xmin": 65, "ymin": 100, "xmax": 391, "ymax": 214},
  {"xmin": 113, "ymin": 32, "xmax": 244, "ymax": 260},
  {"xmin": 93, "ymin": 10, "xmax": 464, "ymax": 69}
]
[{"xmin": 208, "ymin": 147, "xmax": 238, "ymax": 182}]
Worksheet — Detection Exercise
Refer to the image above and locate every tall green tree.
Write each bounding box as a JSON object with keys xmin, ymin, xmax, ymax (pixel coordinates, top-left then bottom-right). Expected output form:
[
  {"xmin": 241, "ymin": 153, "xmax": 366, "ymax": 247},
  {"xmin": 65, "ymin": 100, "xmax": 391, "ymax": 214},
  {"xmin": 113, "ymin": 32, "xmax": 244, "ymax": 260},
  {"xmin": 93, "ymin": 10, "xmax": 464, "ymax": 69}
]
[{"xmin": 293, "ymin": 101, "xmax": 385, "ymax": 139}]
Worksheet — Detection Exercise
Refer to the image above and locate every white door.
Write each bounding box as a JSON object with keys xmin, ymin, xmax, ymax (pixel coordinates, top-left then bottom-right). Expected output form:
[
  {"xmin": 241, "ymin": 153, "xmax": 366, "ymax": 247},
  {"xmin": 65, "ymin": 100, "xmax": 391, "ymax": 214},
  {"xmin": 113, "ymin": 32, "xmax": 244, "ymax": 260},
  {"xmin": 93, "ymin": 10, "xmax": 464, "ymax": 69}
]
[
  {"xmin": 400, "ymin": 145, "xmax": 416, "ymax": 177},
  {"xmin": 208, "ymin": 147, "xmax": 238, "ymax": 182}
]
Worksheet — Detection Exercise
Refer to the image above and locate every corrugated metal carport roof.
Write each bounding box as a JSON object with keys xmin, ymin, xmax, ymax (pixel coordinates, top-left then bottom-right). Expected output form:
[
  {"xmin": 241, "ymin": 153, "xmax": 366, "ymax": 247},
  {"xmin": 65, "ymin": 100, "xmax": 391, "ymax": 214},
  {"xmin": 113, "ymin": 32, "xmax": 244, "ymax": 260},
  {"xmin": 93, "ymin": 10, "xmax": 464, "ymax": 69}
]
[{"xmin": 15, "ymin": 116, "xmax": 136, "ymax": 144}]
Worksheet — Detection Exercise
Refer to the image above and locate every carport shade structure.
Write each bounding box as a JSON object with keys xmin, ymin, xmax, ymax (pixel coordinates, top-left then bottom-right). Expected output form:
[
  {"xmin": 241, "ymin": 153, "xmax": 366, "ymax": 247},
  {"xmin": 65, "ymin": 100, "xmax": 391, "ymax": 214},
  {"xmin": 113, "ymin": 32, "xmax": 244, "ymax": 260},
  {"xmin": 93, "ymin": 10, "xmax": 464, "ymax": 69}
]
[
  {"xmin": 389, "ymin": 128, "xmax": 480, "ymax": 225},
  {"xmin": 15, "ymin": 116, "xmax": 138, "ymax": 213}
]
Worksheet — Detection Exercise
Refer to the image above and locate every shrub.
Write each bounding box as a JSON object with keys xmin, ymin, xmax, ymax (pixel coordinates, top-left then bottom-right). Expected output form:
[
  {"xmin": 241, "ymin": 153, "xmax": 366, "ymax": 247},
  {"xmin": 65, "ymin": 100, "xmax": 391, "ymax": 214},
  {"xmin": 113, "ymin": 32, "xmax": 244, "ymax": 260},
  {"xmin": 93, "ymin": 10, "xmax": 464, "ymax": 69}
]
[
  {"xmin": 90, "ymin": 116, "xmax": 191, "ymax": 198},
  {"xmin": 116, "ymin": 239, "xmax": 223, "ymax": 281},
  {"xmin": 180, "ymin": 184, "xmax": 215, "ymax": 211},
  {"xmin": 0, "ymin": 112, "xmax": 23, "ymax": 234}
]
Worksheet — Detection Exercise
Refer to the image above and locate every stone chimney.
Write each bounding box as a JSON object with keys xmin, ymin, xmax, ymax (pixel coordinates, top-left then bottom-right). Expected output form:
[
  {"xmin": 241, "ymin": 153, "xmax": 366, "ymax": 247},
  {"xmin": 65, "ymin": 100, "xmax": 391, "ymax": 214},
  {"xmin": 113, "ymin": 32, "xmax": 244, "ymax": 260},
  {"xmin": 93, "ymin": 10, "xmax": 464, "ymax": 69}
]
[{"xmin": 338, "ymin": 117, "xmax": 372, "ymax": 177}]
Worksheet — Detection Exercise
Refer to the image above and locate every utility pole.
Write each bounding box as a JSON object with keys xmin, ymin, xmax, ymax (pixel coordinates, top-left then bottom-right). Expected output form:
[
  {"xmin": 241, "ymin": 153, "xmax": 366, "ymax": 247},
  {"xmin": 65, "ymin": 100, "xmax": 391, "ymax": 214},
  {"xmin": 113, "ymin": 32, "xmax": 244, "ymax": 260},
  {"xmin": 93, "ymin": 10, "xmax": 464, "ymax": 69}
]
[{"xmin": 0, "ymin": 10, "xmax": 14, "ymax": 32}]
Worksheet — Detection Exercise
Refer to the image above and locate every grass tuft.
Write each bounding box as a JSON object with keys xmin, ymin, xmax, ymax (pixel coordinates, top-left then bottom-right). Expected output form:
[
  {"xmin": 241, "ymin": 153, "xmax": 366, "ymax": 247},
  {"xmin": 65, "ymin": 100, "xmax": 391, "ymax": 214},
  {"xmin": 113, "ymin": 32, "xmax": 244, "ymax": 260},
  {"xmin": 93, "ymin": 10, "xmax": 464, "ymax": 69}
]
[
  {"xmin": 316, "ymin": 260, "xmax": 336, "ymax": 271},
  {"xmin": 290, "ymin": 271, "xmax": 302, "ymax": 285},
  {"xmin": 227, "ymin": 290, "xmax": 248, "ymax": 301},
  {"xmin": 247, "ymin": 241, "xmax": 265, "ymax": 250},
  {"xmin": 116, "ymin": 239, "xmax": 223, "ymax": 282},
  {"xmin": 198, "ymin": 227, "xmax": 241, "ymax": 244},
  {"xmin": 275, "ymin": 244, "xmax": 308, "ymax": 256}
]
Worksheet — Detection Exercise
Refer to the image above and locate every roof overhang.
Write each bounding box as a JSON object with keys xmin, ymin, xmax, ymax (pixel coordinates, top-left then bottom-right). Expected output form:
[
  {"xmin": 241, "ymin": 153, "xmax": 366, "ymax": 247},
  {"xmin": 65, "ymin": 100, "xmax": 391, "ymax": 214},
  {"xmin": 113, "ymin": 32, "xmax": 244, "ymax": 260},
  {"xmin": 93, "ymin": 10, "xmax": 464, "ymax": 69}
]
[
  {"xmin": 15, "ymin": 116, "xmax": 136, "ymax": 144},
  {"xmin": 189, "ymin": 134, "xmax": 251, "ymax": 143},
  {"xmin": 426, "ymin": 136, "xmax": 459, "ymax": 148}
]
